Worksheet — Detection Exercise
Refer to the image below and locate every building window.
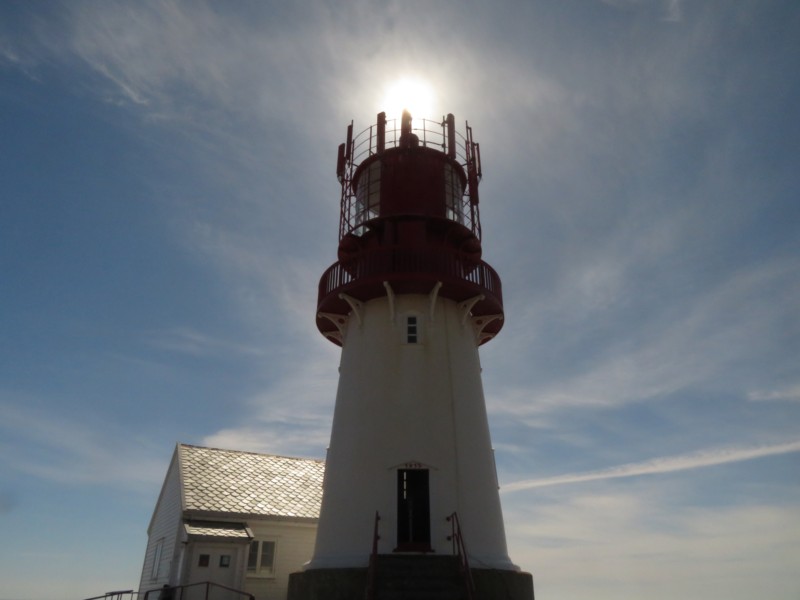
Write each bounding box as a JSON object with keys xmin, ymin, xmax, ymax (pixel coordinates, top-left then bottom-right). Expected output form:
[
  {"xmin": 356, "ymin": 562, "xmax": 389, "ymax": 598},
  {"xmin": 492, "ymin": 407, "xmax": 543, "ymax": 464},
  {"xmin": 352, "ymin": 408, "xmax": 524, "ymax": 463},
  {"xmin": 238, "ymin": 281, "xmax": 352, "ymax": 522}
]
[
  {"xmin": 198, "ymin": 554, "xmax": 210, "ymax": 567},
  {"xmin": 219, "ymin": 555, "xmax": 231, "ymax": 568},
  {"xmin": 406, "ymin": 315, "xmax": 418, "ymax": 344},
  {"xmin": 151, "ymin": 538, "xmax": 164, "ymax": 579},
  {"xmin": 355, "ymin": 160, "xmax": 381, "ymax": 228},
  {"xmin": 247, "ymin": 540, "xmax": 276, "ymax": 575},
  {"xmin": 443, "ymin": 163, "xmax": 465, "ymax": 225}
]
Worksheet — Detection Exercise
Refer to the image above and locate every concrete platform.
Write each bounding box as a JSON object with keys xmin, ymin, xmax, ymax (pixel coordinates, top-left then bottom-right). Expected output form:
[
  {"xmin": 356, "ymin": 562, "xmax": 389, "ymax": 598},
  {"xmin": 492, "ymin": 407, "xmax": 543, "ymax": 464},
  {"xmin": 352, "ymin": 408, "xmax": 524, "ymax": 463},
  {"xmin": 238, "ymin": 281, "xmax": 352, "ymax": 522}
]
[{"xmin": 287, "ymin": 555, "xmax": 534, "ymax": 600}]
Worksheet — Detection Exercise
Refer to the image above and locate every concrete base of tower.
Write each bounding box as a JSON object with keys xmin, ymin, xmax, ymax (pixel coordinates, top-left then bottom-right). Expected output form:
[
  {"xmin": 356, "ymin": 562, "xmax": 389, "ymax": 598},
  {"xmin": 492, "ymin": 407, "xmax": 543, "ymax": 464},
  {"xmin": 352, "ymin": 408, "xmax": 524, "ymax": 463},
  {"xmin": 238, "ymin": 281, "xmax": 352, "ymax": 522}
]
[
  {"xmin": 473, "ymin": 568, "xmax": 535, "ymax": 600},
  {"xmin": 287, "ymin": 568, "xmax": 366, "ymax": 600},
  {"xmin": 287, "ymin": 557, "xmax": 534, "ymax": 600}
]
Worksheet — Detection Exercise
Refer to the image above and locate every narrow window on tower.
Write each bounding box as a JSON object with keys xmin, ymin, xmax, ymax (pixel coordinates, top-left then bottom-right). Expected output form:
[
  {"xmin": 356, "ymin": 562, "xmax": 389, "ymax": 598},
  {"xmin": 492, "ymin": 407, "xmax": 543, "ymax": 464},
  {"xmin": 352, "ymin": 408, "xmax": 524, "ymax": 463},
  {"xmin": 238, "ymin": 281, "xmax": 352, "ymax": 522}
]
[{"xmin": 406, "ymin": 315, "xmax": 418, "ymax": 344}]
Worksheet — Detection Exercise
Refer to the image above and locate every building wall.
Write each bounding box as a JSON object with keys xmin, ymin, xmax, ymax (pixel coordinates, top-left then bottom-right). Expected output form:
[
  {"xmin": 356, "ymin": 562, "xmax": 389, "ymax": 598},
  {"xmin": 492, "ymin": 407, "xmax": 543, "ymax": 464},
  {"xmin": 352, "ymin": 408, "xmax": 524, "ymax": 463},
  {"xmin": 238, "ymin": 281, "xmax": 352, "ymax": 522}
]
[
  {"xmin": 138, "ymin": 449, "xmax": 184, "ymax": 598},
  {"xmin": 139, "ymin": 444, "xmax": 320, "ymax": 600},
  {"xmin": 245, "ymin": 521, "xmax": 317, "ymax": 600},
  {"xmin": 182, "ymin": 540, "xmax": 249, "ymax": 600}
]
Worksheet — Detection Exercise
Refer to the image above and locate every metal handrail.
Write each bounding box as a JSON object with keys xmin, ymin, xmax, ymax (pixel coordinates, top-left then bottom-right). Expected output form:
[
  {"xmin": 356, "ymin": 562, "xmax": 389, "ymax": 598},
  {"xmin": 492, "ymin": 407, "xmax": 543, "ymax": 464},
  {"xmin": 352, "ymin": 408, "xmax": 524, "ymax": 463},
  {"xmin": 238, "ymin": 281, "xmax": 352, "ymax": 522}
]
[
  {"xmin": 142, "ymin": 581, "xmax": 254, "ymax": 600},
  {"xmin": 83, "ymin": 591, "xmax": 139, "ymax": 600},
  {"xmin": 318, "ymin": 246, "xmax": 502, "ymax": 304},
  {"xmin": 349, "ymin": 117, "xmax": 469, "ymax": 167},
  {"xmin": 365, "ymin": 511, "xmax": 381, "ymax": 600},
  {"xmin": 447, "ymin": 512, "xmax": 476, "ymax": 600}
]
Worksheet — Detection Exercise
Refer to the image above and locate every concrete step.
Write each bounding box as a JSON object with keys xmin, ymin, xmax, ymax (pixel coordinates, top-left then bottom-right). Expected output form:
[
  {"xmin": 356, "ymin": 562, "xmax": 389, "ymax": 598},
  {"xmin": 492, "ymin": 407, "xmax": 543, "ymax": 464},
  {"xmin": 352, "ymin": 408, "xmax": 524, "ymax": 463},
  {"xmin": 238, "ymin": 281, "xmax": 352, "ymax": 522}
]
[{"xmin": 372, "ymin": 555, "xmax": 468, "ymax": 600}]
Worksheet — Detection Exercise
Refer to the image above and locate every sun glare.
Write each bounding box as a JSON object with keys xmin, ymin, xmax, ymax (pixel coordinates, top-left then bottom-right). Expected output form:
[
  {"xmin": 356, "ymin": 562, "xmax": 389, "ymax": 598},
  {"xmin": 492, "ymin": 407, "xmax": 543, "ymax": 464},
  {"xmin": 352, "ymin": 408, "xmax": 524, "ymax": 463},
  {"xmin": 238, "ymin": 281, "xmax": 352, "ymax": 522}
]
[{"xmin": 381, "ymin": 77, "xmax": 436, "ymax": 121}]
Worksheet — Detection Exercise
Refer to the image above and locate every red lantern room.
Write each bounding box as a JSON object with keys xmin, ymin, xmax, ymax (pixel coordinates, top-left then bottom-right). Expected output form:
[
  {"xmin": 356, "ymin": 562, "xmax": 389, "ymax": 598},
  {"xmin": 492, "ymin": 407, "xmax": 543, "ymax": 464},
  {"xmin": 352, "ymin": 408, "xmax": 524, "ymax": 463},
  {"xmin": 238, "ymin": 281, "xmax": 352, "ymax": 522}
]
[{"xmin": 317, "ymin": 111, "xmax": 504, "ymax": 346}]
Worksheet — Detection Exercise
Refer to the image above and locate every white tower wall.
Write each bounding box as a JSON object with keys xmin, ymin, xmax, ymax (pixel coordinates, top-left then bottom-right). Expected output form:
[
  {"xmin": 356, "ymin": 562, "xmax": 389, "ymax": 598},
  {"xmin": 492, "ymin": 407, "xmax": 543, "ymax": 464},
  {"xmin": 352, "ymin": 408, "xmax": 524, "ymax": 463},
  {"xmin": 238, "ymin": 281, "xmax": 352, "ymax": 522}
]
[{"xmin": 308, "ymin": 293, "xmax": 515, "ymax": 570}]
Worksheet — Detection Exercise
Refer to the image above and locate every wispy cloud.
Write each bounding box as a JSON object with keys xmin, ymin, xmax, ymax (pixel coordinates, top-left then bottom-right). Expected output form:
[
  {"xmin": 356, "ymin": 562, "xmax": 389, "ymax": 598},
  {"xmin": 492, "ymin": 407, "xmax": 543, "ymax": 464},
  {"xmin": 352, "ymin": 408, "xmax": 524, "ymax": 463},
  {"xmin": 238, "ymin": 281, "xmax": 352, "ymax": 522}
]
[
  {"xmin": 0, "ymin": 400, "xmax": 166, "ymax": 490},
  {"xmin": 502, "ymin": 440, "xmax": 800, "ymax": 492},
  {"xmin": 503, "ymin": 488, "xmax": 800, "ymax": 599},
  {"xmin": 599, "ymin": 0, "xmax": 684, "ymax": 22},
  {"xmin": 60, "ymin": 1, "xmax": 351, "ymax": 131},
  {"xmin": 0, "ymin": 490, "xmax": 17, "ymax": 515},
  {"xmin": 88, "ymin": 59, "xmax": 149, "ymax": 105},
  {"xmin": 490, "ymin": 253, "xmax": 800, "ymax": 423},
  {"xmin": 0, "ymin": 42, "xmax": 41, "ymax": 82},
  {"xmin": 145, "ymin": 327, "xmax": 265, "ymax": 358},
  {"xmin": 747, "ymin": 385, "xmax": 800, "ymax": 403},
  {"xmin": 202, "ymin": 346, "xmax": 338, "ymax": 458},
  {"xmin": 663, "ymin": 0, "xmax": 683, "ymax": 22}
]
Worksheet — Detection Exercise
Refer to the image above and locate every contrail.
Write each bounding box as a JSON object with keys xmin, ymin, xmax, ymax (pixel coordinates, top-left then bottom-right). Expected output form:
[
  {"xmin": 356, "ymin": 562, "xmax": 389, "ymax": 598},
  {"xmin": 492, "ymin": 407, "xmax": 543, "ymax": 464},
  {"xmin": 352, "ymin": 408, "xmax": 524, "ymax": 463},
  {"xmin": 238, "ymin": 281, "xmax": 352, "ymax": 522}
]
[{"xmin": 501, "ymin": 440, "xmax": 800, "ymax": 493}]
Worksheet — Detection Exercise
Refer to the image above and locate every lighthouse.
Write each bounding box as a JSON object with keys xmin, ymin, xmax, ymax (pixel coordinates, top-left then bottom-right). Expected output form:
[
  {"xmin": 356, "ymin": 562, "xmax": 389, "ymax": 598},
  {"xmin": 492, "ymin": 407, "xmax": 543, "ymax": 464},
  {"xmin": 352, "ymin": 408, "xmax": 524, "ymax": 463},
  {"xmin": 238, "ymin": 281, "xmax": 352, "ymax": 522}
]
[{"xmin": 289, "ymin": 112, "xmax": 533, "ymax": 599}]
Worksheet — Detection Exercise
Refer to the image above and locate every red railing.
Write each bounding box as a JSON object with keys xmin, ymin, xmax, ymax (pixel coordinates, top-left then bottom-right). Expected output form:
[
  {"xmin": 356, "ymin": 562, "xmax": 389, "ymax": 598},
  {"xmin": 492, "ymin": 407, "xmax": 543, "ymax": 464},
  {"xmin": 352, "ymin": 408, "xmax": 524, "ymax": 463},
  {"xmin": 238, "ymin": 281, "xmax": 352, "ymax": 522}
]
[
  {"xmin": 340, "ymin": 116, "xmax": 472, "ymax": 187},
  {"xmin": 318, "ymin": 247, "xmax": 502, "ymax": 307},
  {"xmin": 447, "ymin": 512, "xmax": 476, "ymax": 600},
  {"xmin": 336, "ymin": 114, "xmax": 482, "ymax": 241}
]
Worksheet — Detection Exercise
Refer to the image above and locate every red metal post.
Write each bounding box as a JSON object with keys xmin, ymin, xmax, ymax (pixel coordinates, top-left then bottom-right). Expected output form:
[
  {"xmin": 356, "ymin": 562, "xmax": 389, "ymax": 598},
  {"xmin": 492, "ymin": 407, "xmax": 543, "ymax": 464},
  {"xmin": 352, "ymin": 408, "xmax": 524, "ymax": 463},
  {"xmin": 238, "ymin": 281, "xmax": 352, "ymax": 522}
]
[
  {"xmin": 345, "ymin": 121, "xmax": 353, "ymax": 162},
  {"xmin": 377, "ymin": 112, "xmax": 386, "ymax": 154},
  {"xmin": 446, "ymin": 113, "xmax": 456, "ymax": 159}
]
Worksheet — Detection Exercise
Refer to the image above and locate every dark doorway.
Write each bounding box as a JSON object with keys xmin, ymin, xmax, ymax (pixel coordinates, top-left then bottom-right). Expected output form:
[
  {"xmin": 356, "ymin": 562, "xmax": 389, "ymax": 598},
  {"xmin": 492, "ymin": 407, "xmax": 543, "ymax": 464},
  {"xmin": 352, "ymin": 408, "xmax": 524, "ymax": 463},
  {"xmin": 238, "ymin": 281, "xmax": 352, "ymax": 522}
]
[{"xmin": 396, "ymin": 469, "xmax": 431, "ymax": 551}]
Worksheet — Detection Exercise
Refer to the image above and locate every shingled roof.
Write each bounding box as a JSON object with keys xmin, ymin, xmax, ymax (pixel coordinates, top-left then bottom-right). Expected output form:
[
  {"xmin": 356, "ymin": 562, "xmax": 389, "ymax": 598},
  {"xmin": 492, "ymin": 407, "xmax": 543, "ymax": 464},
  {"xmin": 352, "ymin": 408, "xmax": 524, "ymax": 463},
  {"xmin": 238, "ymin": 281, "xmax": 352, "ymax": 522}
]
[{"xmin": 178, "ymin": 443, "xmax": 325, "ymax": 521}]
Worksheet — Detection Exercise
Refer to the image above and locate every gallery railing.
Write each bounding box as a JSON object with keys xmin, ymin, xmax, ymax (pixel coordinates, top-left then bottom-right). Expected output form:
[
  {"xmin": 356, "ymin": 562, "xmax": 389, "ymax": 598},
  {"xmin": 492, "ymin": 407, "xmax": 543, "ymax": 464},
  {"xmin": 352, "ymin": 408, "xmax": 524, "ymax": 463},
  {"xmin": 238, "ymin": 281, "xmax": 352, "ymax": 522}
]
[{"xmin": 319, "ymin": 247, "xmax": 502, "ymax": 305}]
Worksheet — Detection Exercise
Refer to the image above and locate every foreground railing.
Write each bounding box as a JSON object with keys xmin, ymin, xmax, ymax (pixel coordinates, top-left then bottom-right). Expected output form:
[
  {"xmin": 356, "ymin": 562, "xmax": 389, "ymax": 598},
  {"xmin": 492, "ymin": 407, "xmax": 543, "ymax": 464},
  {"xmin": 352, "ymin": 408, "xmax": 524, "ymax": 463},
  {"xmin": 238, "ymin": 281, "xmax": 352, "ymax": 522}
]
[
  {"xmin": 447, "ymin": 512, "xmax": 476, "ymax": 600},
  {"xmin": 142, "ymin": 582, "xmax": 253, "ymax": 600},
  {"xmin": 83, "ymin": 591, "xmax": 138, "ymax": 600}
]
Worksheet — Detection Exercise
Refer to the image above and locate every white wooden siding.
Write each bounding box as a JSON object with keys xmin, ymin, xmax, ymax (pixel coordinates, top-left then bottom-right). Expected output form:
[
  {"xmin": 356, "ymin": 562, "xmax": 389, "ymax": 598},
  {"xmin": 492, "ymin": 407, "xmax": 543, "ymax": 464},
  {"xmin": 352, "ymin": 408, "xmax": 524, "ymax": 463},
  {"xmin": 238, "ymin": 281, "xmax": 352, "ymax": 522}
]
[
  {"xmin": 138, "ymin": 448, "xmax": 184, "ymax": 597},
  {"xmin": 138, "ymin": 444, "xmax": 321, "ymax": 600},
  {"xmin": 183, "ymin": 540, "xmax": 248, "ymax": 599},
  {"xmin": 244, "ymin": 521, "xmax": 317, "ymax": 600}
]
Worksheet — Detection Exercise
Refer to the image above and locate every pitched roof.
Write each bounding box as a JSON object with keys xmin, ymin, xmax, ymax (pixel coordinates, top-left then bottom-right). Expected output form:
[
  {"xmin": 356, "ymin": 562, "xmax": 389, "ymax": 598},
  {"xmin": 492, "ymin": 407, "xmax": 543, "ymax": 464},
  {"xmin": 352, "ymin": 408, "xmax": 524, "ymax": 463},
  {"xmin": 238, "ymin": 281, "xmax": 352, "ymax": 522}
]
[
  {"xmin": 178, "ymin": 443, "xmax": 325, "ymax": 521},
  {"xmin": 184, "ymin": 521, "xmax": 252, "ymax": 541}
]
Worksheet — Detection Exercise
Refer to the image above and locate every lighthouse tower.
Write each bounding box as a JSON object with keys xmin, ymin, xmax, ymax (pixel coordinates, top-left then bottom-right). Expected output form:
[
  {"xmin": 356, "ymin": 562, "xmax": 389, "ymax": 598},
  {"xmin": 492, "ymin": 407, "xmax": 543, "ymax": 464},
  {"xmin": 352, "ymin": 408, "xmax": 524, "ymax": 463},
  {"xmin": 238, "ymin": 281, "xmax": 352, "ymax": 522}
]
[{"xmin": 290, "ymin": 112, "xmax": 533, "ymax": 600}]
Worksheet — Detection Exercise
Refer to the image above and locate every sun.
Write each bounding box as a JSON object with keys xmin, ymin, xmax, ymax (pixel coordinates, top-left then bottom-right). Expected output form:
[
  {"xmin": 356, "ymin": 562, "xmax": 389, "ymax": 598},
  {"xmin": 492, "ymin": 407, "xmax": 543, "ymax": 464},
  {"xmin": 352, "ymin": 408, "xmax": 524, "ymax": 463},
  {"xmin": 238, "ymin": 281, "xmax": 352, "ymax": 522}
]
[{"xmin": 381, "ymin": 77, "xmax": 436, "ymax": 121}]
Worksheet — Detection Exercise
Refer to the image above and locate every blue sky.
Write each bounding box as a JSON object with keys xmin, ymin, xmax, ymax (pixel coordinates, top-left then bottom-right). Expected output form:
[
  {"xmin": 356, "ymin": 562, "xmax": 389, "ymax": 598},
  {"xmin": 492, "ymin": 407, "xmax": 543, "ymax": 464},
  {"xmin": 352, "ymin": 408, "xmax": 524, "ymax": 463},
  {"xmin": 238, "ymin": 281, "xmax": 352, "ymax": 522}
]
[{"xmin": 1, "ymin": 1, "xmax": 798, "ymax": 599}]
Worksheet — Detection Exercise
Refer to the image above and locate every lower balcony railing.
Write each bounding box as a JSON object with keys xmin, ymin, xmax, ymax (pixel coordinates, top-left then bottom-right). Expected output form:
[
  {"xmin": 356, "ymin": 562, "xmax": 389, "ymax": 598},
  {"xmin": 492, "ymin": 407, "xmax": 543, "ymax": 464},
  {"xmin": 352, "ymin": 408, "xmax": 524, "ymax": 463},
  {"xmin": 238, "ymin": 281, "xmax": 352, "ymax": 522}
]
[{"xmin": 318, "ymin": 246, "xmax": 502, "ymax": 308}]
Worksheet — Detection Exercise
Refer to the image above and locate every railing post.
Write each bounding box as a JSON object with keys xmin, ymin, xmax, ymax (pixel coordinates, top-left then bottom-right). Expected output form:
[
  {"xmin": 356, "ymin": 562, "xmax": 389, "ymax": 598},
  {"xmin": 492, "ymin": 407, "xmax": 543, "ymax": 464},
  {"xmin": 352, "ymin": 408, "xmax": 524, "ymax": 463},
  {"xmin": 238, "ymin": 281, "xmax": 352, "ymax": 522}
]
[
  {"xmin": 366, "ymin": 511, "xmax": 381, "ymax": 600},
  {"xmin": 446, "ymin": 113, "xmax": 456, "ymax": 159},
  {"xmin": 447, "ymin": 512, "xmax": 476, "ymax": 600},
  {"xmin": 377, "ymin": 112, "xmax": 386, "ymax": 155},
  {"xmin": 345, "ymin": 121, "xmax": 353, "ymax": 163}
]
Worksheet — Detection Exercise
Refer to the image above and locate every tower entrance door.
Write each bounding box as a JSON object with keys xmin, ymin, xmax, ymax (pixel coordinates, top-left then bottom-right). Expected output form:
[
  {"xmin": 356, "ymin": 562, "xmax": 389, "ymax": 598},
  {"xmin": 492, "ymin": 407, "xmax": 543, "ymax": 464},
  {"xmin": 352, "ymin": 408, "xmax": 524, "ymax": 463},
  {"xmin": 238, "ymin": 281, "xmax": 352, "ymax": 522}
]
[{"xmin": 396, "ymin": 469, "xmax": 431, "ymax": 551}]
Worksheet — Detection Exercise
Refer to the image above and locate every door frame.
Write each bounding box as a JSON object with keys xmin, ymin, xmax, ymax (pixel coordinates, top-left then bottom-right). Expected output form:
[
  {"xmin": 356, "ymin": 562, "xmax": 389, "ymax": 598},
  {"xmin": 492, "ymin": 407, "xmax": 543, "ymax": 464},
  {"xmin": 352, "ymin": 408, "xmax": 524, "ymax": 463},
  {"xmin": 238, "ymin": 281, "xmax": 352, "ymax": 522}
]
[{"xmin": 395, "ymin": 468, "xmax": 432, "ymax": 552}]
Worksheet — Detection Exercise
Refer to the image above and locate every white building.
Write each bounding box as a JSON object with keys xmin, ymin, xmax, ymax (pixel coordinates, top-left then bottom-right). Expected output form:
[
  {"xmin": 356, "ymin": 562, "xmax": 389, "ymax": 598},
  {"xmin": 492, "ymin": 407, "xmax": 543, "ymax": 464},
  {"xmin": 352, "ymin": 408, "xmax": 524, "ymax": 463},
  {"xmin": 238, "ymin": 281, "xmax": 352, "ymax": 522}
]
[{"xmin": 138, "ymin": 444, "xmax": 324, "ymax": 600}]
